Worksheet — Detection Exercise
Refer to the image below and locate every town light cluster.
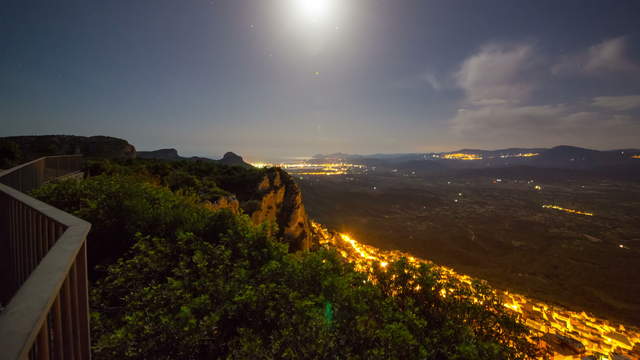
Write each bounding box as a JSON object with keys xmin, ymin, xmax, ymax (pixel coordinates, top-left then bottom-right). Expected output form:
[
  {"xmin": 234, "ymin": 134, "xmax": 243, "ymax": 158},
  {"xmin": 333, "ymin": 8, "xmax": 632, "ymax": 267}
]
[
  {"xmin": 442, "ymin": 153, "xmax": 483, "ymax": 160},
  {"xmin": 249, "ymin": 162, "xmax": 365, "ymax": 176},
  {"xmin": 499, "ymin": 152, "xmax": 540, "ymax": 158},
  {"xmin": 542, "ymin": 205, "xmax": 594, "ymax": 217},
  {"xmin": 311, "ymin": 222, "xmax": 640, "ymax": 359}
]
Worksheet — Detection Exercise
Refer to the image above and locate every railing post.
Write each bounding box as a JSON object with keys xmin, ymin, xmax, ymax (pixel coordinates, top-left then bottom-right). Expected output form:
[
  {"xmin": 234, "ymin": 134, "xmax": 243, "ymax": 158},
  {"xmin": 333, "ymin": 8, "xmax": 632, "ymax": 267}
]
[
  {"xmin": 36, "ymin": 320, "xmax": 50, "ymax": 360},
  {"xmin": 0, "ymin": 193, "xmax": 11, "ymax": 305},
  {"xmin": 18, "ymin": 202, "xmax": 25, "ymax": 284},
  {"xmin": 61, "ymin": 279, "xmax": 76, "ymax": 360},
  {"xmin": 76, "ymin": 243, "xmax": 91, "ymax": 358},
  {"xmin": 52, "ymin": 297, "xmax": 64, "ymax": 360}
]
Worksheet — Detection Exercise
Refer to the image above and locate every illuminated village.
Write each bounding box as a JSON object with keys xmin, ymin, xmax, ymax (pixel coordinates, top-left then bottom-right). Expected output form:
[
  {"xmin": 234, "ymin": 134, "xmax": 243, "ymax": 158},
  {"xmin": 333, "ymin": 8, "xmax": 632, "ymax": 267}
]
[
  {"xmin": 312, "ymin": 222, "xmax": 640, "ymax": 359},
  {"xmin": 442, "ymin": 153, "xmax": 484, "ymax": 160},
  {"xmin": 542, "ymin": 205, "xmax": 595, "ymax": 217},
  {"xmin": 249, "ymin": 162, "xmax": 366, "ymax": 176},
  {"xmin": 441, "ymin": 152, "xmax": 540, "ymax": 161}
]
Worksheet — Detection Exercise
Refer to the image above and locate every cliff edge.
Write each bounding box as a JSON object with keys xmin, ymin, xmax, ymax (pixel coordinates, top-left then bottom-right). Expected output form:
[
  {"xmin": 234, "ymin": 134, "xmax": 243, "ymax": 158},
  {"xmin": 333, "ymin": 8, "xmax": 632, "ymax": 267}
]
[{"xmin": 249, "ymin": 168, "xmax": 314, "ymax": 251}]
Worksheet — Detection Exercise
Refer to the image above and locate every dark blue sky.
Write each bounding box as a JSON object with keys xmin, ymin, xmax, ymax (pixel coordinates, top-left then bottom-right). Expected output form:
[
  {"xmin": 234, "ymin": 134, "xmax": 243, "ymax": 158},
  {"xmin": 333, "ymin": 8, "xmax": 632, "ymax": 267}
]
[{"xmin": 2, "ymin": 0, "xmax": 640, "ymax": 160}]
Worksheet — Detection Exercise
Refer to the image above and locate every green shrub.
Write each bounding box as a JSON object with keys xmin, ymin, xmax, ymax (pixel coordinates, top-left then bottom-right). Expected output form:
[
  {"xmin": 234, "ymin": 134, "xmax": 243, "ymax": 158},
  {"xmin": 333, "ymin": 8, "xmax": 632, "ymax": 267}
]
[
  {"xmin": 0, "ymin": 140, "xmax": 22, "ymax": 168},
  {"xmin": 32, "ymin": 175, "xmax": 213, "ymax": 274},
  {"xmin": 90, "ymin": 223, "xmax": 536, "ymax": 359}
]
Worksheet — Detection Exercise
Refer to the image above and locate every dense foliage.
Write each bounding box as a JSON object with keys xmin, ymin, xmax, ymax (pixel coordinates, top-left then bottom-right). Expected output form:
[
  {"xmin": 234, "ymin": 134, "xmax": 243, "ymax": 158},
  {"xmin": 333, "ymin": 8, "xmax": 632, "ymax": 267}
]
[
  {"xmin": 33, "ymin": 174, "xmax": 213, "ymax": 273},
  {"xmin": 84, "ymin": 158, "xmax": 265, "ymax": 202},
  {"xmin": 33, "ymin": 162, "xmax": 538, "ymax": 359},
  {"xmin": 0, "ymin": 139, "xmax": 22, "ymax": 169}
]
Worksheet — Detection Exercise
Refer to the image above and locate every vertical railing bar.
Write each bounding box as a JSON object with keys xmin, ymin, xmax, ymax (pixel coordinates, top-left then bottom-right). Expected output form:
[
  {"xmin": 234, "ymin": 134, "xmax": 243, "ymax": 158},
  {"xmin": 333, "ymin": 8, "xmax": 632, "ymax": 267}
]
[
  {"xmin": 52, "ymin": 296, "xmax": 64, "ymax": 360},
  {"xmin": 24, "ymin": 203, "xmax": 31, "ymax": 282},
  {"xmin": 18, "ymin": 201, "xmax": 25, "ymax": 285},
  {"xmin": 29, "ymin": 206, "xmax": 36, "ymax": 277},
  {"xmin": 14, "ymin": 199, "xmax": 20, "ymax": 290},
  {"xmin": 24, "ymin": 203, "xmax": 29, "ymax": 281},
  {"xmin": 36, "ymin": 320, "xmax": 50, "ymax": 360},
  {"xmin": 27, "ymin": 206, "xmax": 34, "ymax": 278},
  {"xmin": 70, "ymin": 262, "xmax": 82, "ymax": 358},
  {"xmin": 41, "ymin": 215, "xmax": 47, "ymax": 254},
  {"xmin": 48, "ymin": 312, "xmax": 54, "ymax": 360},
  {"xmin": 77, "ymin": 242, "xmax": 91, "ymax": 359},
  {"xmin": 14, "ymin": 197, "xmax": 19, "ymax": 291},
  {"xmin": 35, "ymin": 212, "xmax": 43, "ymax": 262},
  {"xmin": 0, "ymin": 193, "xmax": 9, "ymax": 304},
  {"xmin": 24, "ymin": 205, "xmax": 30, "ymax": 280},
  {"xmin": 10, "ymin": 198, "xmax": 17, "ymax": 292},
  {"xmin": 40, "ymin": 213, "xmax": 48, "ymax": 260},
  {"xmin": 14, "ymin": 200, "xmax": 21, "ymax": 286},
  {"xmin": 61, "ymin": 279, "xmax": 76, "ymax": 360}
]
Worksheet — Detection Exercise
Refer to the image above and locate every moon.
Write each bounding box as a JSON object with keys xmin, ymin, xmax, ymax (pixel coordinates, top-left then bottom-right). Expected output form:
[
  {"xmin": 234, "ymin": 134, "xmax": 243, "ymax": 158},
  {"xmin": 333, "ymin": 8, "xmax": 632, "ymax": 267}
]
[{"xmin": 293, "ymin": 0, "xmax": 334, "ymax": 23}]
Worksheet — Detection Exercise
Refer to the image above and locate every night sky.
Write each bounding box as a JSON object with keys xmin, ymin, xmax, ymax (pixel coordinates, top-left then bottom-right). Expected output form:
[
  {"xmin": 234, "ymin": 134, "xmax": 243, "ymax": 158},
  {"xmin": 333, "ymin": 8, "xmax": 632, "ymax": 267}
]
[{"xmin": 2, "ymin": 0, "xmax": 640, "ymax": 160}]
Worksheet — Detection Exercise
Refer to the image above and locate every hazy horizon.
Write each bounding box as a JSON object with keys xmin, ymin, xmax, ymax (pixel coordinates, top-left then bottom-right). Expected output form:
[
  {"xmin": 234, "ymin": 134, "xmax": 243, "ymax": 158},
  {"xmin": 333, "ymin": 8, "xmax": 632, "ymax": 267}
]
[{"xmin": 140, "ymin": 143, "xmax": 639, "ymax": 163}]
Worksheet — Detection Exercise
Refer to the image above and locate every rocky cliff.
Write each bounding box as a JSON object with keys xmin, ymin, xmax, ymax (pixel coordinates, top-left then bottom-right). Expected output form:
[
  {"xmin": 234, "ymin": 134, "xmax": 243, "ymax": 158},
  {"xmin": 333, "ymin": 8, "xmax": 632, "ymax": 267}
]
[
  {"xmin": 218, "ymin": 152, "xmax": 251, "ymax": 167},
  {"xmin": 136, "ymin": 148, "xmax": 252, "ymax": 168},
  {"xmin": 204, "ymin": 195, "xmax": 240, "ymax": 214},
  {"xmin": 1, "ymin": 135, "xmax": 136, "ymax": 161},
  {"xmin": 248, "ymin": 168, "xmax": 314, "ymax": 251}
]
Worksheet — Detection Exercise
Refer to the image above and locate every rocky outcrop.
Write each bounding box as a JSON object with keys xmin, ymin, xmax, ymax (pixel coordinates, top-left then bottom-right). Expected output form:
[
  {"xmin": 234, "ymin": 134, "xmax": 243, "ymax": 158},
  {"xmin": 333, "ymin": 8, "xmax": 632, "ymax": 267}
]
[
  {"xmin": 137, "ymin": 148, "xmax": 181, "ymax": 160},
  {"xmin": 249, "ymin": 168, "xmax": 314, "ymax": 251},
  {"xmin": 1, "ymin": 135, "xmax": 136, "ymax": 160},
  {"xmin": 135, "ymin": 148, "xmax": 252, "ymax": 168},
  {"xmin": 204, "ymin": 195, "xmax": 240, "ymax": 214},
  {"xmin": 218, "ymin": 152, "xmax": 252, "ymax": 168}
]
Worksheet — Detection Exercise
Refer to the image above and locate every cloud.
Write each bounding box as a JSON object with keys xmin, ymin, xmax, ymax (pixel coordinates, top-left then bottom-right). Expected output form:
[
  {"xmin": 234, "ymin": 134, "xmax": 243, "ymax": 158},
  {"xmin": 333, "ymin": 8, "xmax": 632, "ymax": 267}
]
[
  {"xmin": 592, "ymin": 95, "xmax": 640, "ymax": 111},
  {"xmin": 455, "ymin": 43, "xmax": 541, "ymax": 105},
  {"xmin": 449, "ymin": 41, "xmax": 640, "ymax": 148},
  {"xmin": 451, "ymin": 103, "xmax": 639, "ymax": 147},
  {"xmin": 452, "ymin": 104, "xmax": 568, "ymax": 133},
  {"xmin": 422, "ymin": 73, "xmax": 442, "ymax": 91},
  {"xmin": 552, "ymin": 37, "xmax": 640, "ymax": 76},
  {"xmin": 392, "ymin": 72, "xmax": 445, "ymax": 91}
]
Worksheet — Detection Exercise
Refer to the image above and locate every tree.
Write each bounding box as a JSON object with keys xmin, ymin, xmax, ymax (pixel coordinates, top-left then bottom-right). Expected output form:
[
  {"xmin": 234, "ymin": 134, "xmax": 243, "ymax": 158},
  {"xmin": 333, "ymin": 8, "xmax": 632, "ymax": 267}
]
[{"xmin": 0, "ymin": 140, "xmax": 22, "ymax": 168}]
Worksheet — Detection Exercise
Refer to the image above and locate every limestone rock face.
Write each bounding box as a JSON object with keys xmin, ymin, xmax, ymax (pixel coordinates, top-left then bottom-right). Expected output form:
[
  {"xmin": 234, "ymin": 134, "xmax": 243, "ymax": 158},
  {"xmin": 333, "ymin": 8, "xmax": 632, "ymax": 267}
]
[
  {"xmin": 204, "ymin": 195, "xmax": 240, "ymax": 214},
  {"xmin": 219, "ymin": 152, "xmax": 252, "ymax": 168},
  {"xmin": 250, "ymin": 168, "xmax": 314, "ymax": 251}
]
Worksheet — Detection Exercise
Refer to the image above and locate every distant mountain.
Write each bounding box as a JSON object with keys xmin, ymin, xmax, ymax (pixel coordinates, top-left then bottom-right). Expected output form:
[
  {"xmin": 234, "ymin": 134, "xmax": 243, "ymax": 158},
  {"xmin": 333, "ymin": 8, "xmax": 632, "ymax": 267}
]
[
  {"xmin": 137, "ymin": 148, "xmax": 252, "ymax": 168},
  {"xmin": 529, "ymin": 145, "xmax": 633, "ymax": 169},
  {"xmin": 312, "ymin": 146, "xmax": 640, "ymax": 172},
  {"xmin": 218, "ymin": 152, "xmax": 249, "ymax": 167},
  {"xmin": 137, "ymin": 148, "xmax": 181, "ymax": 160}
]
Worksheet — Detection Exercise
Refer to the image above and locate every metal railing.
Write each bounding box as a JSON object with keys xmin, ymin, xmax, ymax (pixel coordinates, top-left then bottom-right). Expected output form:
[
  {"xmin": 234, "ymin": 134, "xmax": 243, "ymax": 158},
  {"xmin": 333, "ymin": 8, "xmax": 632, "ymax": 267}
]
[{"xmin": 0, "ymin": 155, "xmax": 91, "ymax": 360}]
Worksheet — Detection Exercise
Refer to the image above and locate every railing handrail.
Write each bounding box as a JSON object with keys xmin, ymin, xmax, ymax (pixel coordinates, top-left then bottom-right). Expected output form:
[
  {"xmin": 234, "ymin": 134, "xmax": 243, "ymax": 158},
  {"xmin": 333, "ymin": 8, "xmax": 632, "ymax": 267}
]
[
  {"xmin": 0, "ymin": 155, "xmax": 91, "ymax": 359},
  {"xmin": 0, "ymin": 155, "xmax": 83, "ymax": 178}
]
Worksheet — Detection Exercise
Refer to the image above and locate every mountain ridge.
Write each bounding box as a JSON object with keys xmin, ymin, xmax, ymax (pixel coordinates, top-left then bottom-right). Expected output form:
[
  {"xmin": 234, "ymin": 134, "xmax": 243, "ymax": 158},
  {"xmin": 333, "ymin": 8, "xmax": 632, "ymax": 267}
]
[
  {"xmin": 311, "ymin": 145, "xmax": 640, "ymax": 171},
  {"xmin": 137, "ymin": 148, "xmax": 252, "ymax": 167}
]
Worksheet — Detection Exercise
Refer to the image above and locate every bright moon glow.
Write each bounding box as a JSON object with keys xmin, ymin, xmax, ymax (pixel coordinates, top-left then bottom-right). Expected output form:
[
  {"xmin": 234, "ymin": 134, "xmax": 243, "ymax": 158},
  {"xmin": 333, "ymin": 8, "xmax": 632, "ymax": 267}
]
[{"xmin": 294, "ymin": 0, "xmax": 334, "ymax": 23}]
